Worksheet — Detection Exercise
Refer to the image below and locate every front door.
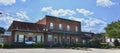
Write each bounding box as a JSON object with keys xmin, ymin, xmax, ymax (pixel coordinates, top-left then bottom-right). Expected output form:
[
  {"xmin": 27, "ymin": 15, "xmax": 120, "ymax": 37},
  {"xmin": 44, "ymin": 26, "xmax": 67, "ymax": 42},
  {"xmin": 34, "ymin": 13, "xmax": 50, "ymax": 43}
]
[{"xmin": 48, "ymin": 34, "xmax": 53, "ymax": 47}]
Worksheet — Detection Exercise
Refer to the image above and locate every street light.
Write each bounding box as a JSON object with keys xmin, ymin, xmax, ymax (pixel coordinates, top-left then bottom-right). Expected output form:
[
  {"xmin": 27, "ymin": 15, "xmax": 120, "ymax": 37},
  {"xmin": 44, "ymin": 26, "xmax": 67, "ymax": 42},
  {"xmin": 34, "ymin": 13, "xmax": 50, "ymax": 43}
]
[{"xmin": 0, "ymin": 12, "xmax": 2, "ymax": 14}]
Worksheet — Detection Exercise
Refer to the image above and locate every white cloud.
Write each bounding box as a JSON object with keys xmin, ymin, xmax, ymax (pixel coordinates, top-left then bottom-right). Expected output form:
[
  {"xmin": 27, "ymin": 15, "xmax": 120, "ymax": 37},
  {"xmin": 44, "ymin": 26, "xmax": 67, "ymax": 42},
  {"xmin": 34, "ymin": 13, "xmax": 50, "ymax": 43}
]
[
  {"xmin": 96, "ymin": 0, "xmax": 116, "ymax": 7},
  {"xmin": 69, "ymin": 16, "xmax": 85, "ymax": 22},
  {"xmin": 76, "ymin": 8, "xmax": 94, "ymax": 16},
  {"xmin": 69, "ymin": 16, "xmax": 107, "ymax": 33},
  {"xmin": 0, "ymin": 11, "xmax": 30, "ymax": 29},
  {"xmin": 41, "ymin": 7, "xmax": 76, "ymax": 16},
  {"xmin": 0, "ymin": 0, "xmax": 16, "ymax": 6},
  {"xmin": 16, "ymin": 11, "xmax": 29, "ymax": 18},
  {"xmin": 0, "ymin": 14, "xmax": 23, "ymax": 29},
  {"xmin": 21, "ymin": 0, "xmax": 26, "ymax": 2}
]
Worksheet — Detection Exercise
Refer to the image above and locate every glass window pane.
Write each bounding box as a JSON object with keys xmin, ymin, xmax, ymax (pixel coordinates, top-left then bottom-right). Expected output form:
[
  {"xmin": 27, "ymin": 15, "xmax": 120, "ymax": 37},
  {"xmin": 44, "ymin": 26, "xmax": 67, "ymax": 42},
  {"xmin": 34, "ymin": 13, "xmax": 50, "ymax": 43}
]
[
  {"xmin": 50, "ymin": 23, "xmax": 53, "ymax": 29},
  {"xmin": 59, "ymin": 24, "xmax": 62, "ymax": 30},
  {"xmin": 37, "ymin": 35, "xmax": 41, "ymax": 42},
  {"xmin": 18, "ymin": 35, "xmax": 24, "ymax": 42},
  {"xmin": 75, "ymin": 26, "xmax": 78, "ymax": 32},
  {"xmin": 48, "ymin": 35, "xmax": 52, "ymax": 41},
  {"xmin": 67, "ymin": 25, "xmax": 70, "ymax": 31}
]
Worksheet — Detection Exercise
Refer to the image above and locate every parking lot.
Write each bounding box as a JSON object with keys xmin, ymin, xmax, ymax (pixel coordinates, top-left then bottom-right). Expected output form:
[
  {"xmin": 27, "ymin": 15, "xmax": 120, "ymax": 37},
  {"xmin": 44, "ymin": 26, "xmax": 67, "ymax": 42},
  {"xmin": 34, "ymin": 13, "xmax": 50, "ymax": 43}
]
[{"xmin": 0, "ymin": 48, "xmax": 120, "ymax": 53}]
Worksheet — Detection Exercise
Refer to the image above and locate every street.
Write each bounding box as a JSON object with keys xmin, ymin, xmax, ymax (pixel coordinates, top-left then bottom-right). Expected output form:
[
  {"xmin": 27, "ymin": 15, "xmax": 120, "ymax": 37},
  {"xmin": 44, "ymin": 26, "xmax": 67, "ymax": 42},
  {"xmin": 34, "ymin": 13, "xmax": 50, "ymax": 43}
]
[{"xmin": 0, "ymin": 48, "xmax": 120, "ymax": 53}]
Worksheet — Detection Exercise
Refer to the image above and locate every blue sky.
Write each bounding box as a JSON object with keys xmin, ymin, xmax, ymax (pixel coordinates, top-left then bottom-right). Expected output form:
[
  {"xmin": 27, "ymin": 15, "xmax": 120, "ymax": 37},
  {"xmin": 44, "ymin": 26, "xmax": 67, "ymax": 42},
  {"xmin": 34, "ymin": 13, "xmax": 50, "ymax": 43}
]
[{"xmin": 0, "ymin": 0, "xmax": 120, "ymax": 33}]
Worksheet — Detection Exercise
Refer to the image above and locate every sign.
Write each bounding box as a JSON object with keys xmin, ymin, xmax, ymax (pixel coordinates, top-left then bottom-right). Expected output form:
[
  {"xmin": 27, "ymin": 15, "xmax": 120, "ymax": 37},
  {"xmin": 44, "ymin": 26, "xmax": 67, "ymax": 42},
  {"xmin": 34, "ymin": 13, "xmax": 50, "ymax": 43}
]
[
  {"xmin": 25, "ymin": 41, "xmax": 35, "ymax": 44},
  {"xmin": 4, "ymin": 31, "xmax": 11, "ymax": 36}
]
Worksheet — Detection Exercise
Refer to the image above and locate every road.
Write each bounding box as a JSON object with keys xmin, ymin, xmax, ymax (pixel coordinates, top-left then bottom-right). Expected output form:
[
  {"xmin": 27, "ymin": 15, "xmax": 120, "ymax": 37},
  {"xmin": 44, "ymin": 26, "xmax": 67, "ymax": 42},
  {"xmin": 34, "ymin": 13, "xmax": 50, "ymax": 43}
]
[{"xmin": 0, "ymin": 48, "xmax": 120, "ymax": 53}]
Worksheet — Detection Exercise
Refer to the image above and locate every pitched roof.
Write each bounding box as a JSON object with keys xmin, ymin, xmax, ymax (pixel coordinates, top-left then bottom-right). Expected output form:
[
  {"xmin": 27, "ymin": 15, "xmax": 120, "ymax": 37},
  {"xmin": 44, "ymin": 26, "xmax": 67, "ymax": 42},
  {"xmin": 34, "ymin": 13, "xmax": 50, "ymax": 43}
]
[{"xmin": 8, "ymin": 21, "xmax": 45, "ymax": 32}]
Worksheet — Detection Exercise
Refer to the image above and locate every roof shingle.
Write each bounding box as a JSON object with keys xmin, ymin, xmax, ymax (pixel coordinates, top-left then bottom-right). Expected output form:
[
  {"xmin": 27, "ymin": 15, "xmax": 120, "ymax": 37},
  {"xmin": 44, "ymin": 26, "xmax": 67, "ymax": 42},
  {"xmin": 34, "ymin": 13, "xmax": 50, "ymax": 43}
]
[{"xmin": 8, "ymin": 21, "xmax": 45, "ymax": 32}]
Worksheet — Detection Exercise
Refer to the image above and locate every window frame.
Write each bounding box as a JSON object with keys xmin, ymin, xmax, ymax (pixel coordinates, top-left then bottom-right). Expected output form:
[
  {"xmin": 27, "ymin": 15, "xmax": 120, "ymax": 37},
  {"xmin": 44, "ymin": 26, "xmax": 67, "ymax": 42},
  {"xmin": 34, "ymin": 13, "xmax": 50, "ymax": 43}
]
[
  {"xmin": 50, "ymin": 22, "xmax": 54, "ymax": 29},
  {"xmin": 75, "ymin": 26, "xmax": 78, "ymax": 32},
  {"xmin": 67, "ymin": 25, "xmax": 70, "ymax": 31},
  {"xmin": 18, "ymin": 34, "xmax": 24, "ymax": 43},
  {"xmin": 59, "ymin": 24, "xmax": 62, "ymax": 30}
]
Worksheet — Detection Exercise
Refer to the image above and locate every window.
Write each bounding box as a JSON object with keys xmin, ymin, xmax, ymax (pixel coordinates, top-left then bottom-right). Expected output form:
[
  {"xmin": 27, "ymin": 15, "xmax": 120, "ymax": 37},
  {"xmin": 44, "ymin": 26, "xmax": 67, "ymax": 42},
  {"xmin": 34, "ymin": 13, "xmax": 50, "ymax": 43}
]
[
  {"xmin": 67, "ymin": 25, "xmax": 70, "ymax": 31},
  {"xmin": 75, "ymin": 38, "xmax": 78, "ymax": 43},
  {"xmin": 82, "ymin": 39, "xmax": 86, "ymax": 45},
  {"xmin": 59, "ymin": 35, "xmax": 62, "ymax": 43},
  {"xmin": 14, "ymin": 35, "xmax": 17, "ymax": 42},
  {"xmin": 37, "ymin": 35, "xmax": 42, "ymax": 42},
  {"xmin": 36, "ymin": 34, "xmax": 44, "ymax": 43},
  {"xmin": 67, "ymin": 39, "xmax": 70, "ymax": 44},
  {"xmin": 59, "ymin": 24, "xmax": 62, "ymax": 30},
  {"xmin": 48, "ymin": 35, "xmax": 52, "ymax": 41},
  {"xmin": 50, "ymin": 22, "xmax": 53, "ymax": 29},
  {"xmin": 75, "ymin": 26, "xmax": 78, "ymax": 32},
  {"xmin": 18, "ymin": 35, "xmax": 24, "ymax": 42},
  {"xmin": 54, "ymin": 38, "xmax": 57, "ymax": 43}
]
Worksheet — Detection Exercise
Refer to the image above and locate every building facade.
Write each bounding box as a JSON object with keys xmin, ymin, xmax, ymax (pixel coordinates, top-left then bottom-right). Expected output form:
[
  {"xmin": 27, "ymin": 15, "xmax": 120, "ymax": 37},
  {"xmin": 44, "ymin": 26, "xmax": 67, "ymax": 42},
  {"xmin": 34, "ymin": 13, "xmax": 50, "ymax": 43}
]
[{"xmin": 6, "ymin": 15, "xmax": 82, "ymax": 46}]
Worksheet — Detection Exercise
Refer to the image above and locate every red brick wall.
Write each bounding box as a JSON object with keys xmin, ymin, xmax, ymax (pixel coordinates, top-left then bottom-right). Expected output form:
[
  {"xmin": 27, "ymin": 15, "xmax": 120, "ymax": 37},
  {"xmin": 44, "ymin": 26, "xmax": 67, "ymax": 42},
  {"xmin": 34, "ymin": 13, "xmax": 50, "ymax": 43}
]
[
  {"xmin": 37, "ymin": 17, "xmax": 46, "ymax": 25},
  {"xmin": 37, "ymin": 16, "xmax": 81, "ymax": 32},
  {"xmin": 3, "ymin": 36, "xmax": 12, "ymax": 44},
  {"xmin": 45, "ymin": 16, "xmax": 81, "ymax": 32}
]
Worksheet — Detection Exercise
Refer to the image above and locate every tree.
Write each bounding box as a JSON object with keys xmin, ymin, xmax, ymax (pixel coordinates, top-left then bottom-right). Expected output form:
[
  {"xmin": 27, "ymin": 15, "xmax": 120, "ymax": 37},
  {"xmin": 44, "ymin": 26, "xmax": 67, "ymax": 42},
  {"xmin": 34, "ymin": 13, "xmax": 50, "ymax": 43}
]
[
  {"xmin": 0, "ymin": 27, "xmax": 5, "ymax": 34},
  {"xmin": 105, "ymin": 20, "xmax": 120, "ymax": 38},
  {"xmin": 89, "ymin": 38, "xmax": 101, "ymax": 48}
]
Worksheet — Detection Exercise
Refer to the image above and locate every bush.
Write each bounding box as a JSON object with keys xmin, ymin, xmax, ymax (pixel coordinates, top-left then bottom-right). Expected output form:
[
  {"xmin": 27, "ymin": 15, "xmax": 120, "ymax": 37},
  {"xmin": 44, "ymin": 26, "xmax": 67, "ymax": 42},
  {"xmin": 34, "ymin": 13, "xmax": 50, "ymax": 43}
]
[
  {"xmin": 3, "ymin": 44, "xmax": 13, "ymax": 48},
  {"xmin": 89, "ymin": 38, "xmax": 101, "ymax": 48},
  {"xmin": 32, "ymin": 43, "xmax": 44, "ymax": 48},
  {"xmin": 0, "ymin": 43, "xmax": 4, "ymax": 48},
  {"xmin": 104, "ymin": 46, "xmax": 109, "ymax": 49},
  {"xmin": 100, "ymin": 43, "xmax": 107, "ymax": 48},
  {"xmin": 2, "ymin": 43, "xmax": 45, "ymax": 48},
  {"xmin": 71, "ymin": 43, "xmax": 83, "ymax": 47},
  {"xmin": 116, "ymin": 46, "xmax": 120, "ymax": 48},
  {"xmin": 74, "ymin": 43, "xmax": 83, "ymax": 47},
  {"xmin": 53, "ymin": 43, "xmax": 61, "ymax": 47}
]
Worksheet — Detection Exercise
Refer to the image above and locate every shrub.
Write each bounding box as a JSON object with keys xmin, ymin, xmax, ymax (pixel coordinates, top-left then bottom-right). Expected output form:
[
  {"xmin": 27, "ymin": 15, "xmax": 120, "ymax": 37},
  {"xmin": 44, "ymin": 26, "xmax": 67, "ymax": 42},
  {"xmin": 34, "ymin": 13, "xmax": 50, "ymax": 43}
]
[
  {"xmin": 3, "ymin": 44, "xmax": 34, "ymax": 48},
  {"xmin": 74, "ymin": 43, "xmax": 83, "ymax": 47},
  {"xmin": 101, "ymin": 43, "xmax": 107, "ymax": 48},
  {"xmin": 89, "ymin": 38, "xmax": 101, "ymax": 48},
  {"xmin": 32, "ymin": 43, "xmax": 44, "ymax": 48},
  {"xmin": 104, "ymin": 46, "xmax": 109, "ymax": 49},
  {"xmin": 116, "ymin": 46, "xmax": 120, "ymax": 48},
  {"xmin": 0, "ymin": 43, "xmax": 4, "ymax": 48},
  {"xmin": 53, "ymin": 43, "xmax": 61, "ymax": 47},
  {"xmin": 101, "ymin": 43, "xmax": 107, "ymax": 46}
]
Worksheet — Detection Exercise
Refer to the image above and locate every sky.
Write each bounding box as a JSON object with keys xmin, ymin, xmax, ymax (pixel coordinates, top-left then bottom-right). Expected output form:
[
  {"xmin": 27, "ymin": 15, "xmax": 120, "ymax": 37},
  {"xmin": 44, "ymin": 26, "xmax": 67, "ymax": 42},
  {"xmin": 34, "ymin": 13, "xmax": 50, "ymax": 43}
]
[{"xmin": 0, "ymin": 0, "xmax": 120, "ymax": 33}]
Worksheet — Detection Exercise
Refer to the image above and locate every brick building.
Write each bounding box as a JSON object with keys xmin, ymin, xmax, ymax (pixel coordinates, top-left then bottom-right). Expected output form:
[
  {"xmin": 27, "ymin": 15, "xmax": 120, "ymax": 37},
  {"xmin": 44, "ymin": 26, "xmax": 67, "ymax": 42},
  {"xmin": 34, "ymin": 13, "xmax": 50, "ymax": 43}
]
[{"xmin": 5, "ymin": 15, "xmax": 82, "ymax": 46}]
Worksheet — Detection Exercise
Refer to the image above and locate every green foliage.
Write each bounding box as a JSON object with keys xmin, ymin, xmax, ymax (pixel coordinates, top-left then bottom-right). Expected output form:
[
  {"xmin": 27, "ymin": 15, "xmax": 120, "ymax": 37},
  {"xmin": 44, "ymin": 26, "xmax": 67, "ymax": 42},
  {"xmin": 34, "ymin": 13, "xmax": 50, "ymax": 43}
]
[
  {"xmin": 0, "ymin": 43, "xmax": 4, "ymax": 48},
  {"xmin": 100, "ymin": 43, "xmax": 108, "ymax": 48},
  {"xmin": 116, "ymin": 46, "xmax": 120, "ymax": 48},
  {"xmin": 101, "ymin": 43, "xmax": 107, "ymax": 46},
  {"xmin": 105, "ymin": 21, "xmax": 120, "ymax": 38},
  {"xmin": 0, "ymin": 27, "xmax": 5, "ymax": 34},
  {"xmin": 32, "ymin": 43, "xmax": 44, "ymax": 48},
  {"xmin": 2, "ymin": 43, "xmax": 45, "ymax": 48},
  {"xmin": 53, "ymin": 43, "xmax": 61, "ymax": 47},
  {"xmin": 74, "ymin": 43, "xmax": 83, "ymax": 47},
  {"xmin": 89, "ymin": 38, "xmax": 101, "ymax": 48},
  {"xmin": 3, "ymin": 44, "xmax": 14, "ymax": 48}
]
